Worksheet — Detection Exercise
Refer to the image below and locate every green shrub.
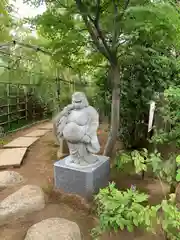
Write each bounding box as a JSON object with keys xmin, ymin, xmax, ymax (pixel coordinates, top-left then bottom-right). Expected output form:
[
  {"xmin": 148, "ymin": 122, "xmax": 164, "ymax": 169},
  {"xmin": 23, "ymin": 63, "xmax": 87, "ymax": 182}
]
[
  {"xmin": 91, "ymin": 182, "xmax": 159, "ymax": 239},
  {"xmin": 92, "ymin": 183, "xmax": 180, "ymax": 240}
]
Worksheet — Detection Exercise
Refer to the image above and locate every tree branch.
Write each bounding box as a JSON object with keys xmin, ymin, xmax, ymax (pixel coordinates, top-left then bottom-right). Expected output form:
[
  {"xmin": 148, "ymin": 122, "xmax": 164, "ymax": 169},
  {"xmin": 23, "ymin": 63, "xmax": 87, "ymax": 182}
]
[
  {"xmin": 94, "ymin": 22, "xmax": 116, "ymax": 63},
  {"xmin": 75, "ymin": 0, "xmax": 112, "ymax": 61},
  {"xmin": 0, "ymin": 40, "xmax": 52, "ymax": 56},
  {"xmin": 87, "ymin": 13, "xmax": 115, "ymax": 63},
  {"xmin": 113, "ymin": 0, "xmax": 130, "ymax": 52},
  {"xmin": 112, "ymin": 0, "xmax": 118, "ymax": 48},
  {"xmin": 95, "ymin": 0, "xmax": 101, "ymax": 24},
  {"xmin": 14, "ymin": 40, "xmax": 52, "ymax": 55},
  {"xmin": 118, "ymin": 0, "xmax": 130, "ymax": 22},
  {"xmin": 0, "ymin": 42, "xmax": 12, "ymax": 49}
]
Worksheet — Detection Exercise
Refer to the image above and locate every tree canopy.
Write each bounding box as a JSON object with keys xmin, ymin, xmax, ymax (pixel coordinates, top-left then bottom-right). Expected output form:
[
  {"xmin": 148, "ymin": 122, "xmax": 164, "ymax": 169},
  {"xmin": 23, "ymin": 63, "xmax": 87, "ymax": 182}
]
[{"xmin": 1, "ymin": 0, "xmax": 180, "ymax": 154}]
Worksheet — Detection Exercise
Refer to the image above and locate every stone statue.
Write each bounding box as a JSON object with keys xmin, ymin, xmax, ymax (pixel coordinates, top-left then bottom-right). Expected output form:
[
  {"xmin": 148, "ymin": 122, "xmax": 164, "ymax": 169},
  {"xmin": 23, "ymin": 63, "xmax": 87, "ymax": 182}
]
[{"xmin": 53, "ymin": 92, "xmax": 100, "ymax": 166}]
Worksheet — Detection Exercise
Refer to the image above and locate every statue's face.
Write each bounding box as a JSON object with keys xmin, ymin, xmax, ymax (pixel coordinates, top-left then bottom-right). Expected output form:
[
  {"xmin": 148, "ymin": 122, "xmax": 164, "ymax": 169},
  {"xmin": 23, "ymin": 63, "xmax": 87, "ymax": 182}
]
[{"xmin": 72, "ymin": 92, "xmax": 87, "ymax": 109}]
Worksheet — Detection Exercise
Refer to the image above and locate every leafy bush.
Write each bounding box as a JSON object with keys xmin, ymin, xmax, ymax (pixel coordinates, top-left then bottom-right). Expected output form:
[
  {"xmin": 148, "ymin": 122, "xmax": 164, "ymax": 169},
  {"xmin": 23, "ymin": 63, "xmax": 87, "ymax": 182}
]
[
  {"xmin": 150, "ymin": 87, "xmax": 180, "ymax": 192},
  {"xmin": 161, "ymin": 198, "xmax": 180, "ymax": 240},
  {"xmin": 92, "ymin": 183, "xmax": 180, "ymax": 240},
  {"xmin": 151, "ymin": 86, "xmax": 180, "ymax": 146},
  {"xmin": 115, "ymin": 148, "xmax": 159, "ymax": 175},
  {"xmin": 176, "ymin": 155, "xmax": 180, "ymax": 182},
  {"xmin": 91, "ymin": 182, "xmax": 159, "ymax": 239},
  {"xmin": 116, "ymin": 148, "xmax": 179, "ymax": 193}
]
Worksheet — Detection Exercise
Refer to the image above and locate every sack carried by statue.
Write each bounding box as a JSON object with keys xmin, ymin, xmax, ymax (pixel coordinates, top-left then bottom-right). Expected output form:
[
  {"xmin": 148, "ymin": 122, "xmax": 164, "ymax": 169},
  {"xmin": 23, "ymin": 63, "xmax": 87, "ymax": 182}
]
[{"xmin": 57, "ymin": 116, "xmax": 68, "ymax": 138}]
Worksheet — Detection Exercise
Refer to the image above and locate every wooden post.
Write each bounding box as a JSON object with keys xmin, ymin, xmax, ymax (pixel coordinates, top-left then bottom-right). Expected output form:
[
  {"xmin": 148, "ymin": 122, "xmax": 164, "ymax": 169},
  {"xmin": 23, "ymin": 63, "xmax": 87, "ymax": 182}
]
[
  {"xmin": 32, "ymin": 87, "xmax": 35, "ymax": 121},
  {"xmin": 6, "ymin": 83, "xmax": 10, "ymax": 129},
  {"xmin": 17, "ymin": 84, "xmax": 19, "ymax": 122},
  {"xmin": 25, "ymin": 86, "xmax": 28, "ymax": 120},
  {"xmin": 57, "ymin": 78, "xmax": 60, "ymax": 111}
]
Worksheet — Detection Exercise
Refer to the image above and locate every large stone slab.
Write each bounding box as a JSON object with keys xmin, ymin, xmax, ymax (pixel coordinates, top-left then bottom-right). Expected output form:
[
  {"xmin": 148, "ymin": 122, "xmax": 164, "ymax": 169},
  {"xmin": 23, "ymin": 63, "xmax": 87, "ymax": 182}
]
[
  {"xmin": 0, "ymin": 148, "xmax": 27, "ymax": 168},
  {"xmin": 4, "ymin": 137, "xmax": 39, "ymax": 148},
  {"xmin": 54, "ymin": 155, "xmax": 110, "ymax": 199},
  {"xmin": 0, "ymin": 185, "xmax": 45, "ymax": 226},
  {"xmin": 39, "ymin": 122, "xmax": 53, "ymax": 130},
  {"xmin": 24, "ymin": 218, "xmax": 81, "ymax": 240},
  {"xmin": 24, "ymin": 129, "xmax": 50, "ymax": 137}
]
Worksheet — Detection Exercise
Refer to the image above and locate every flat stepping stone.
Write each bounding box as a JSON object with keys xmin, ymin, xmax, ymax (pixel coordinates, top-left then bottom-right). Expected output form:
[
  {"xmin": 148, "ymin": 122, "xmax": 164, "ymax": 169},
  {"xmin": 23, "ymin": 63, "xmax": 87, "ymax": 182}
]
[
  {"xmin": 0, "ymin": 185, "xmax": 45, "ymax": 226},
  {"xmin": 4, "ymin": 137, "xmax": 38, "ymax": 148},
  {"xmin": 24, "ymin": 129, "xmax": 50, "ymax": 137},
  {"xmin": 0, "ymin": 171, "xmax": 24, "ymax": 188},
  {"xmin": 39, "ymin": 122, "xmax": 53, "ymax": 130},
  {"xmin": 0, "ymin": 148, "xmax": 27, "ymax": 168},
  {"xmin": 24, "ymin": 218, "xmax": 81, "ymax": 240}
]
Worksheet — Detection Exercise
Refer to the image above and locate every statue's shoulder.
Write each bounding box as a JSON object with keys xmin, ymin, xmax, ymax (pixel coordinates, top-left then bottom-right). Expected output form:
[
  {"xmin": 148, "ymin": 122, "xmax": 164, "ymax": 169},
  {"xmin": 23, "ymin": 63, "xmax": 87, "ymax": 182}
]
[{"xmin": 86, "ymin": 106, "xmax": 98, "ymax": 115}]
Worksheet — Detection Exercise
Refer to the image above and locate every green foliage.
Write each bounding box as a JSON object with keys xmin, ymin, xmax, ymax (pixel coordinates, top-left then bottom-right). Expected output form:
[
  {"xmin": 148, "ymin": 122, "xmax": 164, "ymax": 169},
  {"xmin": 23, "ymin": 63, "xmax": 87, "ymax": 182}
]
[
  {"xmin": 147, "ymin": 151, "xmax": 179, "ymax": 193},
  {"xmin": 92, "ymin": 183, "xmax": 180, "ymax": 240},
  {"xmin": 176, "ymin": 155, "xmax": 180, "ymax": 182},
  {"xmin": 115, "ymin": 148, "xmax": 148, "ymax": 174},
  {"xmin": 148, "ymin": 150, "xmax": 162, "ymax": 173},
  {"xmin": 115, "ymin": 151, "xmax": 132, "ymax": 169},
  {"xmin": 92, "ymin": 67, "xmax": 111, "ymax": 118},
  {"xmin": 0, "ymin": 0, "xmax": 12, "ymax": 42},
  {"xmin": 151, "ymin": 86, "xmax": 180, "ymax": 147},
  {"xmin": 161, "ymin": 199, "xmax": 180, "ymax": 240},
  {"xmin": 116, "ymin": 148, "xmax": 179, "ymax": 190},
  {"xmin": 149, "ymin": 87, "xmax": 180, "ymax": 191},
  {"xmin": 131, "ymin": 149, "xmax": 147, "ymax": 173},
  {"xmin": 91, "ymin": 182, "xmax": 159, "ymax": 239},
  {"xmin": 24, "ymin": 0, "xmax": 180, "ymax": 150},
  {"xmin": 119, "ymin": 3, "xmax": 180, "ymax": 147}
]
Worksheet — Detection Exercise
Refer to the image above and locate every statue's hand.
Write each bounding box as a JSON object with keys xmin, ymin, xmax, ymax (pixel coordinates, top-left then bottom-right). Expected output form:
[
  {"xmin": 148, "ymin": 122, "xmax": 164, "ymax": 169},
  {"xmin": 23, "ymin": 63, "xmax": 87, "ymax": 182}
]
[
  {"xmin": 63, "ymin": 104, "xmax": 74, "ymax": 116},
  {"xmin": 82, "ymin": 134, "xmax": 91, "ymax": 144},
  {"xmin": 66, "ymin": 104, "xmax": 74, "ymax": 111}
]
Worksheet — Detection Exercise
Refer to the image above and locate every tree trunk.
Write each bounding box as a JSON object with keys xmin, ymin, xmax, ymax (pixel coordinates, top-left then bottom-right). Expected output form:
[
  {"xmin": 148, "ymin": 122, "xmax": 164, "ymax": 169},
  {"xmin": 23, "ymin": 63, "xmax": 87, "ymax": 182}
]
[
  {"xmin": 170, "ymin": 158, "xmax": 178, "ymax": 194},
  {"xmin": 103, "ymin": 65, "xmax": 120, "ymax": 157},
  {"xmin": 170, "ymin": 182, "xmax": 177, "ymax": 194}
]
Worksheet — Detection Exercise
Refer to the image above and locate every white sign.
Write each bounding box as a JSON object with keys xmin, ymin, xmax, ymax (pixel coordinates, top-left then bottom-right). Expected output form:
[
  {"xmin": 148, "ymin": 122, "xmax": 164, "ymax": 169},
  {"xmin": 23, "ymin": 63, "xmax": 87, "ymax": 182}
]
[{"xmin": 148, "ymin": 101, "xmax": 156, "ymax": 132}]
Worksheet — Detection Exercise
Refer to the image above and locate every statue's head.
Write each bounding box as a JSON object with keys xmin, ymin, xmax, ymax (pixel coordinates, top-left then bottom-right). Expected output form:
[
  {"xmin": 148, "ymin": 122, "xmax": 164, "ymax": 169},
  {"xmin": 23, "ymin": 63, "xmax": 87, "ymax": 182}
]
[{"xmin": 72, "ymin": 92, "xmax": 89, "ymax": 109}]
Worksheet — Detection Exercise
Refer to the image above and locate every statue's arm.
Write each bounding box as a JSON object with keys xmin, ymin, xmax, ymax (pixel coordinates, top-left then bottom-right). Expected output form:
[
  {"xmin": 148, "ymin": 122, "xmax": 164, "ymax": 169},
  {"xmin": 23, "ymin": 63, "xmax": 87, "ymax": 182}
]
[
  {"xmin": 83, "ymin": 107, "xmax": 99, "ymax": 142},
  {"xmin": 53, "ymin": 104, "xmax": 74, "ymax": 140},
  {"xmin": 88, "ymin": 107, "xmax": 99, "ymax": 134},
  {"xmin": 81, "ymin": 107, "xmax": 100, "ymax": 152}
]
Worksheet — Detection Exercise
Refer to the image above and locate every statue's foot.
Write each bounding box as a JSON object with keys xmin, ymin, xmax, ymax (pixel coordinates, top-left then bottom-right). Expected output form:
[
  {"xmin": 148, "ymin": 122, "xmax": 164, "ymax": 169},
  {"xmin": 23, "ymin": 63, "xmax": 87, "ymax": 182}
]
[
  {"xmin": 70, "ymin": 157, "xmax": 89, "ymax": 166},
  {"xmin": 73, "ymin": 159, "xmax": 80, "ymax": 164},
  {"xmin": 69, "ymin": 156, "xmax": 80, "ymax": 165},
  {"xmin": 67, "ymin": 154, "xmax": 98, "ymax": 166},
  {"xmin": 85, "ymin": 154, "xmax": 98, "ymax": 164}
]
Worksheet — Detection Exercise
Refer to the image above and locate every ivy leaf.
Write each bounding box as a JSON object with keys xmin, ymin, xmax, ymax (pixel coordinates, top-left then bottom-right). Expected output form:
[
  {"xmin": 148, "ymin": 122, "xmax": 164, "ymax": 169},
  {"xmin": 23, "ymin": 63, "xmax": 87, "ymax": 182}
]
[
  {"xmin": 133, "ymin": 218, "xmax": 139, "ymax": 226},
  {"xmin": 133, "ymin": 193, "xmax": 148, "ymax": 203},
  {"xmin": 176, "ymin": 170, "xmax": 180, "ymax": 182},
  {"xmin": 176, "ymin": 155, "xmax": 180, "ymax": 166},
  {"xmin": 127, "ymin": 224, "xmax": 134, "ymax": 232},
  {"xmin": 118, "ymin": 221, "xmax": 124, "ymax": 230}
]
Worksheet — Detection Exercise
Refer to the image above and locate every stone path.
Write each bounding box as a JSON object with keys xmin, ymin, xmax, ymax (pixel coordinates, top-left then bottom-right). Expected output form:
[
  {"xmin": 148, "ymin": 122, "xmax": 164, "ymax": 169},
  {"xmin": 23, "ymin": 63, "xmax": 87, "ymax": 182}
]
[
  {"xmin": 0, "ymin": 148, "xmax": 27, "ymax": 168},
  {"xmin": 39, "ymin": 122, "xmax": 53, "ymax": 130},
  {"xmin": 0, "ymin": 121, "xmax": 82, "ymax": 239},
  {"xmin": 0, "ymin": 122, "xmax": 53, "ymax": 168},
  {"xmin": 4, "ymin": 137, "xmax": 39, "ymax": 148},
  {"xmin": 24, "ymin": 129, "xmax": 50, "ymax": 137}
]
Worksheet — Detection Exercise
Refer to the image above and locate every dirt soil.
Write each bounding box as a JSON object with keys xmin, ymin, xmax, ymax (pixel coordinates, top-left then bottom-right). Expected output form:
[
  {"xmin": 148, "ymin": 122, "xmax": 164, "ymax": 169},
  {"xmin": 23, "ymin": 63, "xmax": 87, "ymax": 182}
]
[{"xmin": 0, "ymin": 122, "xmax": 174, "ymax": 240}]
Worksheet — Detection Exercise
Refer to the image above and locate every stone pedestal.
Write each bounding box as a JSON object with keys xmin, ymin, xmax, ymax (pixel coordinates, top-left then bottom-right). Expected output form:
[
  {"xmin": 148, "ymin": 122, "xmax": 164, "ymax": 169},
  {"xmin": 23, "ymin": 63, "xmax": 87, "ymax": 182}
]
[{"xmin": 54, "ymin": 155, "xmax": 110, "ymax": 199}]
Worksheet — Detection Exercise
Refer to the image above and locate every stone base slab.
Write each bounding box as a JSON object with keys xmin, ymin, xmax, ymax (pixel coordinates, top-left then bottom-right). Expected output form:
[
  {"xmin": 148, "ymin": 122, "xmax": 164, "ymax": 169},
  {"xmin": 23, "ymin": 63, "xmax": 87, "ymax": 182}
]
[{"xmin": 54, "ymin": 155, "xmax": 110, "ymax": 199}]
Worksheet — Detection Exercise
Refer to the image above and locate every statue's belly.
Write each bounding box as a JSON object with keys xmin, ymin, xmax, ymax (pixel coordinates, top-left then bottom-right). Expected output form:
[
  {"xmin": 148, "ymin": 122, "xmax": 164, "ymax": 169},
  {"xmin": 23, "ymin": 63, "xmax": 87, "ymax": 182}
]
[
  {"xmin": 67, "ymin": 110, "xmax": 88, "ymax": 126},
  {"xmin": 63, "ymin": 122, "xmax": 85, "ymax": 142}
]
